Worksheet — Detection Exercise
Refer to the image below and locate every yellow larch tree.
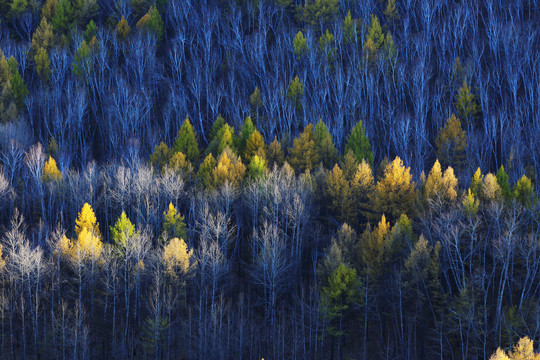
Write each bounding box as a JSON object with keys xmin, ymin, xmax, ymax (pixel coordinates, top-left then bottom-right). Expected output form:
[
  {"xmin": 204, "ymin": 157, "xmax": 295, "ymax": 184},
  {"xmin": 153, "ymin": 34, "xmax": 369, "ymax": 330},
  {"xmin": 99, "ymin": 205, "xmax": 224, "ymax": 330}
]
[
  {"xmin": 75, "ymin": 203, "xmax": 101, "ymax": 239},
  {"xmin": 212, "ymin": 148, "xmax": 246, "ymax": 188},
  {"xmin": 489, "ymin": 336, "xmax": 540, "ymax": 360},
  {"xmin": 163, "ymin": 237, "xmax": 195, "ymax": 278},
  {"xmin": 481, "ymin": 173, "xmax": 502, "ymax": 202},
  {"xmin": 373, "ymin": 157, "xmax": 416, "ymax": 221},
  {"xmin": 424, "ymin": 160, "xmax": 458, "ymax": 203},
  {"xmin": 73, "ymin": 227, "xmax": 103, "ymax": 262},
  {"xmin": 41, "ymin": 156, "xmax": 62, "ymax": 183}
]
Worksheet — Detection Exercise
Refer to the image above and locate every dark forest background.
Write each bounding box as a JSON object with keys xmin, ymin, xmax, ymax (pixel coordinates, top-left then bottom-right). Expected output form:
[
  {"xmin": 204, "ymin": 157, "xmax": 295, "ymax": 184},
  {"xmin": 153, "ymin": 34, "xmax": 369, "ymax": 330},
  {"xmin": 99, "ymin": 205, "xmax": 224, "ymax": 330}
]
[{"xmin": 0, "ymin": 0, "xmax": 540, "ymax": 359}]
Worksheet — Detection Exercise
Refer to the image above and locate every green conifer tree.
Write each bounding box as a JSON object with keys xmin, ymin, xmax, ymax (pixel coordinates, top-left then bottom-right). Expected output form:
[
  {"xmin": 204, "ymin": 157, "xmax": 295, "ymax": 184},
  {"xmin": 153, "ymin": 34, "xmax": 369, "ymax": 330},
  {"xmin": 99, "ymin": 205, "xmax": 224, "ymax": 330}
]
[
  {"xmin": 345, "ymin": 120, "xmax": 373, "ymax": 165},
  {"xmin": 173, "ymin": 116, "xmax": 200, "ymax": 162}
]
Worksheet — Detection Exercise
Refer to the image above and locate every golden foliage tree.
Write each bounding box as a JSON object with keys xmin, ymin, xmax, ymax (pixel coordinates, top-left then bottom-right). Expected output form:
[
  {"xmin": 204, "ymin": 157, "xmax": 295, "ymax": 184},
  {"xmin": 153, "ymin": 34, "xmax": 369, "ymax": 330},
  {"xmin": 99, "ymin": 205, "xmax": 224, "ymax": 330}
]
[
  {"xmin": 41, "ymin": 156, "xmax": 62, "ymax": 183},
  {"xmin": 168, "ymin": 151, "xmax": 193, "ymax": 175},
  {"xmin": 163, "ymin": 203, "xmax": 187, "ymax": 241},
  {"xmin": 455, "ymin": 81, "xmax": 480, "ymax": 128},
  {"xmin": 470, "ymin": 167, "xmax": 483, "ymax": 198},
  {"xmin": 462, "ymin": 188, "xmax": 479, "ymax": 217},
  {"xmin": 75, "ymin": 203, "xmax": 101, "ymax": 239},
  {"xmin": 212, "ymin": 148, "xmax": 246, "ymax": 188},
  {"xmin": 489, "ymin": 336, "xmax": 540, "ymax": 360},
  {"xmin": 149, "ymin": 142, "xmax": 172, "ymax": 173},
  {"xmin": 267, "ymin": 136, "xmax": 285, "ymax": 168},
  {"xmin": 116, "ymin": 15, "xmax": 131, "ymax": 40},
  {"xmin": 34, "ymin": 47, "xmax": 51, "ymax": 82},
  {"xmin": 163, "ymin": 237, "xmax": 195, "ymax": 278},
  {"xmin": 351, "ymin": 159, "xmax": 375, "ymax": 222},
  {"xmin": 373, "ymin": 157, "xmax": 416, "ymax": 221},
  {"xmin": 288, "ymin": 123, "xmax": 319, "ymax": 173},
  {"xmin": 73, "ymin": 226, "xmax": 103, "ymax": 261},
  {"xmin": 31, "ymin": 18, "xmax": 55, "ymax": 53},
  {"xmin": 481, "ymin": 173, "xmax": 502, "ymax": 202},
  {"xmin": 244, "ymin": 129, "xmax": 266, "ymax": 163},
  {"xmin": 424, "ymin": 160, "xmax": 458, "ymax": 203},
  {"xmin": 326, "ymin": 164, "xmax": 353, "ymax": 224}
]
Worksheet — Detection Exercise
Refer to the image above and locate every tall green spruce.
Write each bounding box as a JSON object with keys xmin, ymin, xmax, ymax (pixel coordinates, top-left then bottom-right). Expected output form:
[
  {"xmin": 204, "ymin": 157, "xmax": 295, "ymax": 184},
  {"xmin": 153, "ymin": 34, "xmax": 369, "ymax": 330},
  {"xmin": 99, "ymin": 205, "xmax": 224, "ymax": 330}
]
[
  {"xmin": 174, "ymin": 116, "xmax": 200, "ymax": 162},
  {"xmin": 345, "ymin": 120, "xmax": 373, "ymax": 165}
]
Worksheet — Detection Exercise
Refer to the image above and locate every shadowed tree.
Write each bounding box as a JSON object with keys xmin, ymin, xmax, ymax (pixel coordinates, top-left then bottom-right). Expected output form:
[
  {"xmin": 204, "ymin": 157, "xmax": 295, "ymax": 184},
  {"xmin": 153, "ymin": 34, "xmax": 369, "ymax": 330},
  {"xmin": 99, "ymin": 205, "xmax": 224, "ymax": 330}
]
[
  {"xmin": 288, "ymin": 124, "xmax": 319, "ymax": 173},
  {"xmin": 436, "ymin": 114, "xmax": 467, "ymax": 173}
]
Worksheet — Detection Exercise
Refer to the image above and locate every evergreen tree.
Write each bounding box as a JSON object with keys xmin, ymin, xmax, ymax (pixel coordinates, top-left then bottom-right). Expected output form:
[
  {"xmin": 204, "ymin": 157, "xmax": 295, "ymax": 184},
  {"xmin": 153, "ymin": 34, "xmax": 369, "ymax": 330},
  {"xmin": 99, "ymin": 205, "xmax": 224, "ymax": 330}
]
[
  {"xmin": 320, "ymin": 263, "xmax": 361, "ymax": 358},
  {"xmin": 250, "ymin": 86, "xmax": 262, "ymax": 114},
  {"xmin": 73, "ymin": 226, "xmax": 103, "ymax": 261},
  {"xmin": 244, "ymin": 129, "xmax": 266, "ymax": 163},
  {"xmin": 293, "ymin": 31, "xmax": 308, "ymax": 58},
  {"xmin": 351, "ymin": 159, "xmax": 375, "ymax": 223},
  {"xmin": 513, "ymin": 175, "xmax": 535, "ymax": 208},
  {"xmin": 490, "ymin": 337, "xmax": 540, "ymax": 360},
  {"xmin": 52, "ymin": 0, "xmax": 74, "ymax": 35},
  {"xmin": 364, "ymin": 15, "xmax": 384, "ymax": 53},
  {"xmin": 345, "ymin": 120, "xmax": 373, "ymax": 166},
  {"xmin": 75, "ymin": 203, "xmax": 101, "ymax": 239},
  {"xmin": 83, "ymin": 20, "xmax": 98, "ymax": 42},
  {"xmin": 41, "ymin": 156, "xmax": 62, "ymax": 183},
  {"xmin": 424, "ymin": 160, "xmax": 458, "ymax": 204},
  {"xmin": 150, "ymin": 142, "xmax": 172, "ymax": 173},
  {"xmin": 314, "ymin": 119, "xmax": 338, "ymax": 168},
  {"xmin": 496, "ymin": 165, "xmax": 512, "ymax": 201},
  {"xmin": 326, "ymin": 164, "xmax": 354, "ymax": 223},
  {"xmin": 209, "ymin": 114, "xmax": 226, "ymax": 144},
  {"xmin": 248, "ymin": 155, "xmax": 267, "ymax": 180},
  {"xmin": 173, "ymin": 116, "xmax": 200, "ymax": 162},
  {"xmin": 340, "ymin": 150, "xmax": 359, "ymax": 181},
  {"xmin": 267, "ymin": 136, "xmax": 285, "ymax": 168},
  {"xmin": 7, "ymin": 58, "xmax": 28, "ymax": 109},
  {"xmin": 481, "ymin": 173, "xmax": 502, "ymax": 202},
  {"xmin": 73, "ymin": 0, "xmax": 99, "ymax": 27},
  {"xmin": 110, "ymin": 211, "xmax": 136, "ymax": 249},
  {"xmin": 34, "ymin": 47, "xmax": 51, "ymax": 82},
  {"xmin": 116, "ymin": 15, "xmax": 131, "ymax": 40},
  {"xmin": 298, "ymin": 0, "xmax": 339, "ymax": 25},
  {"xmin": 462, "ymin": 188, "xmax": 479, "ymax": 217},
  {"xmin": 343, "ymin": 11, "xmax": 356, "ymax": 44},
  {"xmin": 436, "ymin": 114, "xmax": 467, "ymax": 172},
  {"xmin": 238, "ymin": 116, "xmax": 255, "ymax": 157},
  {"xmin": 72, "ymin": 40, "xmax": 92, "ymax": 78},
  {"xmin": 163, "ymin": 203, "xmax": 187, "ymax": 241},
  {"xmin": 163, "ymin": 237, "xmax": 195, "ymax": 278},
  {"xmin": 287, "ymin": 75, "xmax": 304, "ymax": 112},
  {"xmin": 169, "ymin": 152, "xmax": 193, "ymax": 176},
  {"xmin": 31, "ymin": 18, "xmax": 55, "ymax": 53},
  {"xmin": 212, "ymin": 148, "xmax": 246, "ymax": 188},
  {"xmin": 197, "ymin": 153, "xmax": 216, "ymax": 188},
  {"xmin": 384, "ymin": 0, "xmax": 399, "ymax": 24},
  {"xmin": 318, "ymin": 29, "xmax": 335, "ymax": 61},
  {"xmin": 288, "ymin": 124, "xmax": 319, "ymax": 173},
  {"xmin": 386, "ymin": 214, "xmax": 413, "ymax": 264},
  {"xmin": 208, "ymin": 123, "xmax": 235, "ymax": 157},
  {"xmin": 41, "ymin": 0, "xmax": 58, "ymax": 21},
  {"xmin": 455, "ymin": 81, "xmax": 480, "ymax": 129},
  {"xmin": 136, "ymin": 6, "xmax": 164, "ymax": 40},
  {"xmin": 373, "ymin": 157, "xmax": 416, "ymax": 221},
  {"xmin": 470, "ymin": 167, "xmax": 483, "ymax": 198}
]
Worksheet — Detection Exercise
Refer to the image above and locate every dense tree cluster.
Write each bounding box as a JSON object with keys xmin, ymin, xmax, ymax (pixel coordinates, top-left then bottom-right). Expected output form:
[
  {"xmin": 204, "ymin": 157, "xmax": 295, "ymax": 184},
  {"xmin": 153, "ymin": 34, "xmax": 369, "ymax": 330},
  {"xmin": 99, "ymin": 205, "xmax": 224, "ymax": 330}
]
[{"xmin": 0, "ymin": 0, "xmax": 539, "ymax": 359}]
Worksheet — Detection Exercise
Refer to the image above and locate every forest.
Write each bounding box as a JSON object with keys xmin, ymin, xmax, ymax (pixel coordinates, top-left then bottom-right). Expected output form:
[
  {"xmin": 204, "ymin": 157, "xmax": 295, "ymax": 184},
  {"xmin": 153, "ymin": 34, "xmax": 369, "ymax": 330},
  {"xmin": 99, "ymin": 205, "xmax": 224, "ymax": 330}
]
[{"xmin": 0, "ymin": 0, "xmax": 540, "ymax": 359}]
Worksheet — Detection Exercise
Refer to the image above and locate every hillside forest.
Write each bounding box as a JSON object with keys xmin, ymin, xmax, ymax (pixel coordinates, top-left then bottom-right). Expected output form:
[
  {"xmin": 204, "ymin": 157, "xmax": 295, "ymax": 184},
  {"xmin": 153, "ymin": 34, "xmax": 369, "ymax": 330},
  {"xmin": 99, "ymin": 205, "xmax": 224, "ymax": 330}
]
[{"xmin": 0, "ymin": 0, "xmax": 540, "ymax": 359}]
